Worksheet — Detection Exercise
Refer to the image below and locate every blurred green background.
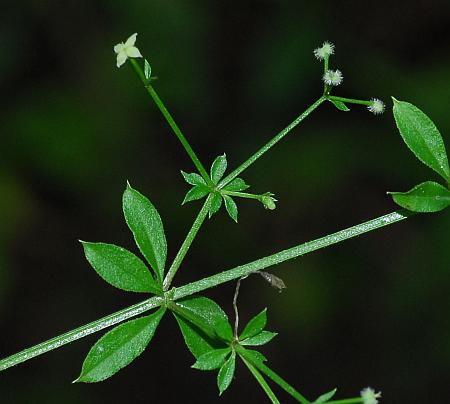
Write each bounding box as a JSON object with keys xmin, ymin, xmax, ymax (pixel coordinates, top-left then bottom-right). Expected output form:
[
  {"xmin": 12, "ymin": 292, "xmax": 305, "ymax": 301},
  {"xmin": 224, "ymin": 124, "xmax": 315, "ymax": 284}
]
[{"xmin": 1, "ymin": 1, "xmax": 450, "ymax": 402}]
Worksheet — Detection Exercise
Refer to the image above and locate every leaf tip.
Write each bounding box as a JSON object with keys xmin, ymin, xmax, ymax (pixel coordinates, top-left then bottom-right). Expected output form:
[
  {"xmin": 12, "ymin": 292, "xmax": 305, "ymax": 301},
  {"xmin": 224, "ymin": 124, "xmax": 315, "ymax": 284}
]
[{"xmin": 391, "ymin": 96, "xmax": 400, "ymax": 104}]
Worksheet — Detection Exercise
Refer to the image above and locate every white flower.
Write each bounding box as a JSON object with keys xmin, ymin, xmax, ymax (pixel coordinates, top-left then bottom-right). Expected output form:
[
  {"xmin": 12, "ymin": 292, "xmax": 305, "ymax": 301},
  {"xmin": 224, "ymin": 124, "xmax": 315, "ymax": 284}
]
[
  {"xmin": 114, "ymin": 33, "xmax": 143, "ymax": 68},
  {"xmin": 323, "ymin": 69, "xmax": 343, "ymax": 86},
  {"xmin": 367, "ymin": 98, "xmax": 385, "ymax": 115},
  {"xmin": 314, "ymin": 41, "xmax": 335, "ymax": 60},
  {"xmin": 360, "ymin": 387, "xmax": 382, "ymax": 404}
]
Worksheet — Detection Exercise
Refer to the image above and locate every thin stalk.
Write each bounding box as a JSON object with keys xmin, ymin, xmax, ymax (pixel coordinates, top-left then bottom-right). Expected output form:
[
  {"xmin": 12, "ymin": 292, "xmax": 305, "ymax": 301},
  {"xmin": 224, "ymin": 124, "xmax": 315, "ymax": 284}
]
[
  {"xmin": 129, "ymin": 59, "xmax": 212, "ymax": 185},
  {"xmin": 221, "ymin": 190, "xmax": 261, "ymax": 200},
  {"xmin": 163, "ymin": 195, "xmax": 212, "ymax": 290},
  {"xmin": 0, "ymin": 210, "xmax": 411, "ymax": 372},
  {"xmin": 327, "ymin": 399, "xmax": 363, "ymax": 404},
  {"xmin": 327, "ymin": 95, "xmax": 371, "ymax": 106},
  {"xmin": 217, "ymin": 96, "xmax": 326, "ymax": 189},
  {"xmin": 240, "ymin": 354, "xmax": 280, "ymax": 404},
  {"xmin": 237, "ymin": 346, "xmax": 309, "ymax": 404}
]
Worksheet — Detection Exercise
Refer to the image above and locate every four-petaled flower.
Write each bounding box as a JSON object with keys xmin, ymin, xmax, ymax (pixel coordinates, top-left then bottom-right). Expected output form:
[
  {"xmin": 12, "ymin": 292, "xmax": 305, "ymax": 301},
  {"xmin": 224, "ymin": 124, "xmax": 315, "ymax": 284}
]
[{"xmin": 114, "ymin": 33, "xmax": 142, "ymax": 68}]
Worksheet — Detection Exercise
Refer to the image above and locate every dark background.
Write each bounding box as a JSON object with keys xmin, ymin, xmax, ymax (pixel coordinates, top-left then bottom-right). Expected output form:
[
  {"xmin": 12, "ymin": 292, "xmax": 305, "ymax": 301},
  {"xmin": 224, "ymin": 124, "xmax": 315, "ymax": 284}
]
[{"xmin": 1, "ymin": 1, "xmax": 450, "ymax": 403}]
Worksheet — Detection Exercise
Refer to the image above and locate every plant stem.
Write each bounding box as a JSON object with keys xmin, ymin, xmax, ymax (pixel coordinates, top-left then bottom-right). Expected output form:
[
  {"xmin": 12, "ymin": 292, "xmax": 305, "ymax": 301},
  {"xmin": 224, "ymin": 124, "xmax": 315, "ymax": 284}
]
[
  {"xmin": 239, "ymin": 354, "xmax": 280, "ymax": 404},
  {"xmin": 237, "ymin": 346, "xmax": 309, "ymax": 403},
  {"xmin": 328, "ymin": 399, "xmax": 363, "ymax": 404},
  {"xmin": 327, "ymin": 95, "xmax": 371, "ymax": 106},
  {"xmin": 129, "ymin": 59, "xmax": 212, "ymax": 185},
  {"xmin": 0, "ymin": 210, "xmax": 411, "ymax": 372},
  {"xmin": 217, "ymin": 96, "xmax": 326, "ymax": 189},
  {"xmin": 163, "ymin": 195, "xmax": 212, "ymax": 290},
  {"xmin": 221, "ymin": 190, "xmax": 262, "ymax": 200}
]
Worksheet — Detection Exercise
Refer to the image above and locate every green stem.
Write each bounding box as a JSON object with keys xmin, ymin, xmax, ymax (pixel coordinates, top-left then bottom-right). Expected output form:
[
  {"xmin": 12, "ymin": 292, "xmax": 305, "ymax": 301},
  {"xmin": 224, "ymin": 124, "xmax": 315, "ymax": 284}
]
[
  {"xmin": 221, "ymin": 190, "xmax": 262, "ymax": 200},
  {"xmin": 0, "ymin": 210, "xmax": 411, "ymax": 372},
  {"xmin": 217, "ymin": 96, "xmax": 326, "ymax": 189},
  {"xmin": 327, "ymin": 95, "xmax": 371, "ymax": 106},
  {"xmin": 237, "ymin": 346, "xmax": 309, "ymax": 403},
  {"xmin": 163, "ymin": 195, "xmax": 212, "ymax": 290},
  {"xmin": 129, "ymin": 59, "xmax": 212, "ymax": 185},
  {"xmin": 240, "ymin": 355, "xmax": 280, "ymax": 404},
  {"xmin": 328, "ymin": 399, "xmax": 363, "ymax": 404}
]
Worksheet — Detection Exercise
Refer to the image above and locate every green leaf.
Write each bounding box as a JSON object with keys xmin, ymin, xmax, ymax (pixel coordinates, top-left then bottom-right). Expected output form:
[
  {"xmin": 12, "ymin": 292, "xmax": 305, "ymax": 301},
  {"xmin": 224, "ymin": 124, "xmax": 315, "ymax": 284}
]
[
  {"xmin": 388, "ymin": 181, "xmax": 450, "ymax": 212},
  {"xmin": 330, "ymin": 99, "xmax": 350, "ymax": 112},
  {"xmin": 123, "ymin": 183, "xmax": 167, "ymax": 282},
  {"xmin": 240, "ymin": 331, "xmax": 277, "ymax": 346},
  {"xmin": 223, "ymin": 178, "xmax": 250, "ymax": 192},
  {"xmin": 74, "ymin": 307, "xmax": 165, "ymax": 383},
  {"xmin": 182, "ymin": 185, "xmax": 210, "ymax": 204},
  {"xmin": 144, "ymin": 59, "xmax": 151, "ymax": 81},
  {"xmin": 217, "ymin": 351, "xmax": 236, "ymax": 395},
  {"xmin": 392, "ymin": 98, "xmax": 450, "ymax": 182},
  {"xmin": 223, "ymin": 195, "xmax": 238, "ymax": 223},
  {"xmin": 81, "ymin": 242, "xmax": 161, "ymax": 294},
  {"xmin": 210, "ymin": 154, "xmax": 227, "ymax": 183},
  {"xmin": 181, "ymin": 171, "xmax": 206, "ymax": 186},
  {"xmin": 240, "ymin": 348, "xmax": 267, "ymax": 363},
  {"xmin": 192, "ymin": 348, "xmax": 231, "ymax": 370},
  {"xmin": 208, "ymin": 192, "xmax": 223, "ymax": 218},
  {"xmin": 239, "ymin": 308, "xmax": 267, "ymax": 340},
  {"xmin": 314, "ymin": 388, "xmax": 337, "ymax": 403}
]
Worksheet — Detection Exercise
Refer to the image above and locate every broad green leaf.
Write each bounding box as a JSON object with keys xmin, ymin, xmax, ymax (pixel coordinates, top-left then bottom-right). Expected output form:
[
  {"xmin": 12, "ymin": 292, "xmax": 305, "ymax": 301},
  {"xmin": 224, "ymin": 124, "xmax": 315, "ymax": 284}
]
[
  {"xmin": 223, "ymin": 195, "xmax": 238, "ymax": 223},
  {"xmin": 208, "ymin": 192, "xmax": 223, "ymax": 218},
  {"xmin": 239, "ymin": 308, "xmax": 267, "ymax": 340},
  {"xmin": 144, "ymin": 59, "xmax": 151, "ymax": 81},
  {"xmin": 182, "ymin": 184, "xmax": 210, "ymax": 204},
  {"xmin": 392, "ymin": 98, "xmax": 450, "ymax": 181},
  {"xmin": 74, "ymin": 307, "xmax": 165, "ymax": 383},
  {"xmin": 330, "ymin": 100, "xmax": 350, "ymax": 112},
  {"xmin": 181, "ymin": 171, "xmax": 206, "ymax": 186},
  {"xmin": 239, "ymin": 348, "xmax": 267, "ymax": 363},
  {"xmin": 81, "ymin": 242, "xmax": 161, "ymax": 294},
  {"xmin": 223, "ymin": 178, "xmax": 250, "ymax": 191},
  {"xmin": 240, "ymin": 331, "xmax": 277, "ymax": 346},
  {"xmin": 388, "ymin": 181, "xmax": 450, "ymax": 212},
  {"xmin": 217, "ymin": 351, "xmax": 236, "ymax": 395},
  {"xmin": 123, "ymin": 183, "xmax": 167, "ymax": 282},
  {"xmin": 192, "ymin": 348, "xmax": 231, "ymax": 370},
  {"xmin": 314, "ymin": 388, "xmax": 337, "ymax": 403},
  {"xmin": 210, "ymin": 154, "xmax": 227, "ymax": 183}
]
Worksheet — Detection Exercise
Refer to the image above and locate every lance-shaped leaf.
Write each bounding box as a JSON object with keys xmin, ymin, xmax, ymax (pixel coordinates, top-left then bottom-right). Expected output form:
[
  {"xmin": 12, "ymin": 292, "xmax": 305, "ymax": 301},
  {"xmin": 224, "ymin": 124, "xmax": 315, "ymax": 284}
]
[
  {"xmin": 144, "ymin": 59, "xmax": 152, "ymax": 81},
  {"xmin": 81, "ymin": 242, "xmax": 161, "ymax": 294},
  {"xmin": 330, "ymin": 99, "xmax": 350, "ymax": 112},
  {"xmin": 218, "ymin": 351, "xmax": 236, "ymax": 395},
  {"xmin": 123, "ymin": 183, "xmax": 167, "ymax": 282},
  {"xmin": 173, "ymin": 296, "xmax": 233, "ymax": 358},
  {"xmin": 388, "ymin": 181, "xmax": 450, "ymax": 212},
  {"xmin": 192, "ymin": 348, "xmax": 231, "ymax": 370},
  {"xmin": 239, "ymin": 308, "xmax": 267, "ymax": 340},
  {"xmin": 211, "ymin": 154, "xmax": 227, "ymax": 184},
  {"xmin": 223, "ymin": 195, "xmax": 238, "ymax": 223},
  {"xmin": 209, "ymin": 192, "xmax": 223, "ymax": 218},
  {"xmin": 74, "ymin": 307, "xmax": 165, "ymax": 383},
  {"xmin": 239, "ymin": 348, "xmax": 267, "ymax": 364},
  {"xmin": 392, "ymin": 98, "xmax": 450, "ymax": 182},
  {"xmin": 240, "ymin": 331, "xmax": 277, "ymax": 346},
  {"xmin": 181, "ymin": 171, "xmax": 206, "ymax": 186},
  {"xmin": 182, "ymin": 184, "xmax": 210, "ymax": 204},
  {"xmin": 314, "ymin": 388, "xmax": 337, "ymax": 403},
  {"xmin": 223, "ymin": 178, "xmax": 250, "ymax": 191}
]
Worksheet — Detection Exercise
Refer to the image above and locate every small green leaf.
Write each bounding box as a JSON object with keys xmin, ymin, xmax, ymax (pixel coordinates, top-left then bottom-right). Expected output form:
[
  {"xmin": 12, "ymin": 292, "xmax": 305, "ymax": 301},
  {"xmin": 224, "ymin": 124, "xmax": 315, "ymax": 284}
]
[
  {"xmin": 240, "ymin": 331, "xmax": 277, "ymax": 346},
  {"xmin": 392, "ymin": 98, "xmax": 450, "ymax": 182},
  {"xmin": 239, "ymin": 308, "xmax": 267, "ymax": 340},
  {"xmin": 81, "ymin": 242, "xmax": 161, "ymax": 294},
  {"xmin": 144, "ymin": 59, "xmax": 151, "ymax": 81},
  {"xmin": 314, "ymin": 388, "xmax": 337, "ymax": 403},
  {"xmin": 123, "ymin": 183, "xmax": 167, "ymax": 282},
  {"xmin": 182, "ymin": 185, "xmax": 210, "ymax": 204},
  {"xmin": 208, "ymin": 192, "xmax": 223, "ymax": 218},
  {"xmin": 223, "ymin": 195, "xmax": 238, "ymax": 223},
  {"xmin": 181, "ymin": 171, "xmax": 206, "ymax": 186},
  {"xmin": 217, "ymin": 351, "xmax": 236, "ymax": 395},
  {"xmin": 240, "ymin": 348, "xmax": 267, "ymax": 363},
  {"xmin": 388, "ymin": 181, "xmax": 450, "ymax": 212},
  {"xmin": 74, "ymin": 307, "xmax": 165, "ymax": 383},
  {"xmin": 330, "ymin": 100, "xmax": 350, "ymax": 112},
  {"xmin": 192, "ymin": 348, "xmax": 231, "ymax": 370},
  {"xmin": 210, "ymin": 154, "xmax": 227, "ymax": 183},
  {"xmin": 223, "ymin": 178, "xmax": 250, "ymax": 192}
]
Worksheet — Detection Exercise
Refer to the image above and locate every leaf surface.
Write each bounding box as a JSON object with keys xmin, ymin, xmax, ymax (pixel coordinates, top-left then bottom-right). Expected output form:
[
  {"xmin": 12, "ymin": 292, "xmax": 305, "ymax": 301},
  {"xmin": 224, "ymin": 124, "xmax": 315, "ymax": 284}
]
[
  {"xmin": 239, "ymin": 308, "xmax": 267, "ymax": 340},
  {"xmin": 217, "ymin": 351, "xmax": 236, "ymax": 395},
  {"xmin": 223, "ymin": 195, "xmax": 238, "ymax": 222},
  {"xmin": 211, "ymin": 154, "xmax": 227, "ymax": 183}
]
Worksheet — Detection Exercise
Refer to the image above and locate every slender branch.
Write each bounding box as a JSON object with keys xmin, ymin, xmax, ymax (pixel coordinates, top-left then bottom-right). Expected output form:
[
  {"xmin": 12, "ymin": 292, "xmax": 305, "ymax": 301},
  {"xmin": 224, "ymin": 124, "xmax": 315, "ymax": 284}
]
[
  {"xmin": 327, "ymin": 399, "xmax": 363, "ymax": 404},
  {"xmin": 221, "ymin": 190, "xmax": 262, "ymax": 200},
  {"xmin": 240, "ymin": 354, "xmax": 280, "ymax": 404},
  {"xmin": 163, "ymin": 195, "xmax": 212, "ymax": 290},
  {"xmin": 233, "ymin": 276, "xmax": 247, "ymax": 338},
  {"xmin": 217, "ymin": 96, "xmax": 326, "ymax": 189},
  {"xmin": 0, "ymin": 210, "xmax": 411, "ymax": 372},
  {"xmin": 129, "ymin": 59, "xmax": 212, "ymax": 185},
  {"xmin": 327, "ymin": 95, "xmax": 371, "ymax": 106}
]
